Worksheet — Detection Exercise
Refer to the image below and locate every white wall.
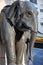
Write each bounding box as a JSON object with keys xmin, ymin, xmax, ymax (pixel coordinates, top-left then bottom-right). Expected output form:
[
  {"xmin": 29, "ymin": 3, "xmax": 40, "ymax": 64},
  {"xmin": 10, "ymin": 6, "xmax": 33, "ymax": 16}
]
[{"xmin": 0, "ymin": 0, "xmax": 6, "ymax": 12}]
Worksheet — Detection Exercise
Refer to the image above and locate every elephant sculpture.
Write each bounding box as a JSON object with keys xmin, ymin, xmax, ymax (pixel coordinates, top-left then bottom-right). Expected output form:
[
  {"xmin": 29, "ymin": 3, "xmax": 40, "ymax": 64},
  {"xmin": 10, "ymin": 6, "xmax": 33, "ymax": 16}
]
[{"xmin": 0, "ymin": 1, "xmax": 38, "ymax": 65}]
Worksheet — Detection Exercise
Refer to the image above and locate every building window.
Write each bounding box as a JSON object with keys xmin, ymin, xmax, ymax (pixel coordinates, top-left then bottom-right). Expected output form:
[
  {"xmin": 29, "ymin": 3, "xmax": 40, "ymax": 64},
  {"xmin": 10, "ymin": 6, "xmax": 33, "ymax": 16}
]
[{"xmin": 40, "ymin": 9, "xmax": 43, "ymax": 12}]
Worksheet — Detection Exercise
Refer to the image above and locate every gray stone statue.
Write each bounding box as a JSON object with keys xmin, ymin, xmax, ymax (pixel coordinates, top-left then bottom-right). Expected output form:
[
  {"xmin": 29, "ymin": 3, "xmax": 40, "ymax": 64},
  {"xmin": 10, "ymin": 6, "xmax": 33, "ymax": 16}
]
[{"xmin": 0, "ymin": 1, "xmax": 38, "ymax": 65}]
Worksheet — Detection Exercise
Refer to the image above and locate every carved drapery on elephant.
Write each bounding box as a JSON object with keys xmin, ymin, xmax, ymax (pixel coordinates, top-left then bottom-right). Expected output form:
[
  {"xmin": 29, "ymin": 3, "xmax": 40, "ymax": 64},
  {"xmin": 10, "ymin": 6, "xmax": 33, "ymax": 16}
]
[{"xmin": 0, "ymin": 1, "xmax": 38, "ymax": 65}]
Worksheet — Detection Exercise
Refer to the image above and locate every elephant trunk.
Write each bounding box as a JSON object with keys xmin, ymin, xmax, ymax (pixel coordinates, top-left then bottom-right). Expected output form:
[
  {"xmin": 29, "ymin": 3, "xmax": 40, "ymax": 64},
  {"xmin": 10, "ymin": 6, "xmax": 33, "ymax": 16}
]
[{"xmin": 28, "ymin": 9, "xmax": 38, "ymax": 61}]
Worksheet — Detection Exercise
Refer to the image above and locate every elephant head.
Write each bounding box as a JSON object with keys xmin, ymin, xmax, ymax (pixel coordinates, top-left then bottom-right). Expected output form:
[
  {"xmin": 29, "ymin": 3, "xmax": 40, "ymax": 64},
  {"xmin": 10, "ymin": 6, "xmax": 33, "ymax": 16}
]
[{"xmin": 6, "ymin": 1, "xmax": 38, "ymax": 32}]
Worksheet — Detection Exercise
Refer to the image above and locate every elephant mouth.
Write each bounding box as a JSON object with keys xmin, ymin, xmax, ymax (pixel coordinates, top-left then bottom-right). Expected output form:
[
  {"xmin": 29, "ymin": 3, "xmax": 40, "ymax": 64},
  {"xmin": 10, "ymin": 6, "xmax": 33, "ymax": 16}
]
[{"xmin": 15, "ymin": 19, "xmax": 31, "ymax": 32}]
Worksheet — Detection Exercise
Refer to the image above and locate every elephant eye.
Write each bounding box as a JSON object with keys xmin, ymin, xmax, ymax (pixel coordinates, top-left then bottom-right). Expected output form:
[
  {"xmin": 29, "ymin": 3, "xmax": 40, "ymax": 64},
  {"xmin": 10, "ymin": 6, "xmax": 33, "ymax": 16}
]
[{"xmin": 26, "ymin": 12, "xmax": 32, "ymax": 17}]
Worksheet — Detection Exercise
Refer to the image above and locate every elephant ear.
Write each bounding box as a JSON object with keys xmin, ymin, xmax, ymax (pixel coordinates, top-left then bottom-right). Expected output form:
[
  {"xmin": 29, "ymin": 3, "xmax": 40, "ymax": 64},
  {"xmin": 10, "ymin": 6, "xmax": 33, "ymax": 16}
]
[{"xmin": 1, "ymin": 1, "xmax": 17, "ymax": 25}]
